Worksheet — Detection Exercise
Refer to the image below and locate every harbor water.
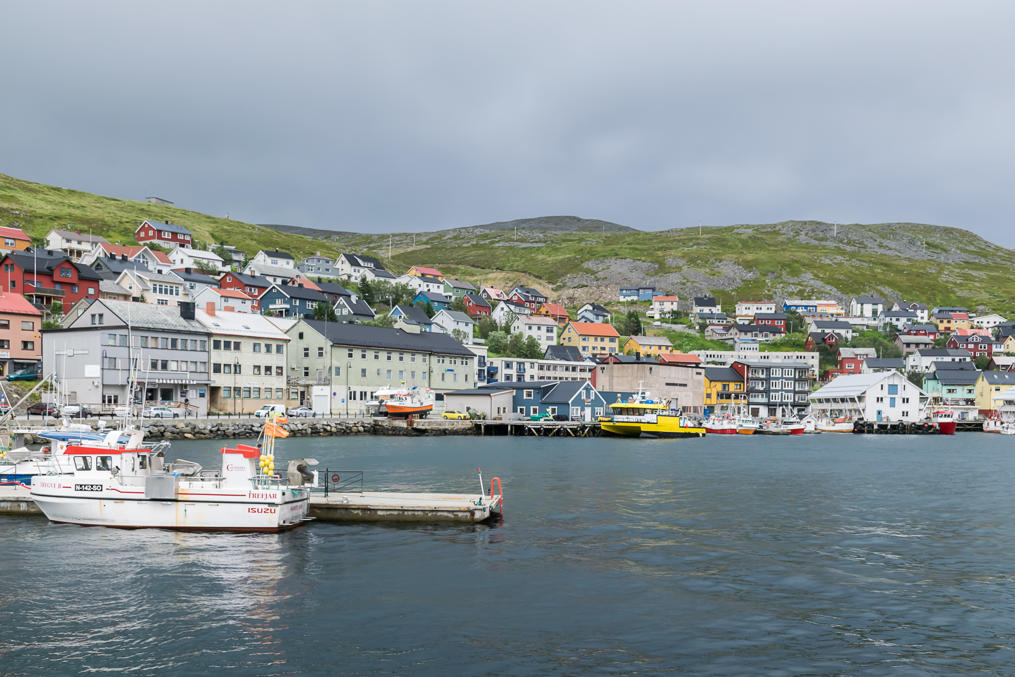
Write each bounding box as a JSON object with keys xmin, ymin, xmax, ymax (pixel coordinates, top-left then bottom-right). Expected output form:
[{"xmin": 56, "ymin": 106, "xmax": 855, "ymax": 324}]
[{"xmin": 3, "ymin": 433, "xmax": 1015, "ymax": 674}]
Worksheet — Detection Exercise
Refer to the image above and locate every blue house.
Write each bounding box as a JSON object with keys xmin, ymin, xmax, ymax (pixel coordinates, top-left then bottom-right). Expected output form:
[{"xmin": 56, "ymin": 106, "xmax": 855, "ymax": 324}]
[
  {"xmin": 620, "ymin": 286, "xmax": 657, "ymax": 302},
  {"xmin": 413, "ymin": 290, "xmax": 452, "ymax": 311},
  {"xmin": 478, "ymin": 380, "xmax": 605, "ymax": 420},
  {"xmin": 259, "ymin": 283, "xmax": 328, "ymax": 318}
]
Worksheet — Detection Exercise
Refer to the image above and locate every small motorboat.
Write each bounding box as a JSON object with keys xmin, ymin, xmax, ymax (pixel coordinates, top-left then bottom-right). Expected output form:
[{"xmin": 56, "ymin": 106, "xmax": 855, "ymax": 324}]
[
  {"xmin": 704, "ymin": 413, "xmax": 737, "ymax": 435},
  {"xmin": 816, "ymin": 416, "xmax": 855, "ymax": 433}
]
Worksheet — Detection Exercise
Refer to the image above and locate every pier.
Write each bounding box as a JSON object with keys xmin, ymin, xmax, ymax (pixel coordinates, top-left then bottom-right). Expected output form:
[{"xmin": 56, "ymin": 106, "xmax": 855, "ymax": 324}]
[{"xmin": 473, "ymin": 420, "xmax": 601, "ymax": 437}]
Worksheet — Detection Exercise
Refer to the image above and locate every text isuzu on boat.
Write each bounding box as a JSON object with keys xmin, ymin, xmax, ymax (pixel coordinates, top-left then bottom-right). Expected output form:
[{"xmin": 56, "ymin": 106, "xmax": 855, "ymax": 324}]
[{"xmin": 30, "ymin": 417, "xmax": 316, "ymax": 532}]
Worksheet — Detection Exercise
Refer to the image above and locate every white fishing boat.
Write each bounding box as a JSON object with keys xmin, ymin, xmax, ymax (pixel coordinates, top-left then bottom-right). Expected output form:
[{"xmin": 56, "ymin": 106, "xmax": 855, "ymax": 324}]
[
  {"xmin": 816, "ymin": 416, "xmax": 855, "ymax": 433},
  {"xmin": 1000, "ymin": 422, "xmax": 1015, "ymax": 435},
  {"xmin": 30, "ymin": 417, "xmax": 315, "ymax": 532}
]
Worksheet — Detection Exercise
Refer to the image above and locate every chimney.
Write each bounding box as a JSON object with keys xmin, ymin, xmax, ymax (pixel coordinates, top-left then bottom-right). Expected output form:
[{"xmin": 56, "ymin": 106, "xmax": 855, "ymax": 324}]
[
  {"xmin": 178, "ymin": 300, "xmax": 195, "ymax": 320},
  {"xmin": 205, "ymin": 302, "xmax": 216, "ymax": 316}
]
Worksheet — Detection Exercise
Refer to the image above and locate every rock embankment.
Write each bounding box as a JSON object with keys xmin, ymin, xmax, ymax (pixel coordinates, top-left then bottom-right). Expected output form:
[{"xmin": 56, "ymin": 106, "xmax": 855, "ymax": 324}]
[{"xmin": 21, "ymin": 418, "xmax": 474, "ymax": 443}]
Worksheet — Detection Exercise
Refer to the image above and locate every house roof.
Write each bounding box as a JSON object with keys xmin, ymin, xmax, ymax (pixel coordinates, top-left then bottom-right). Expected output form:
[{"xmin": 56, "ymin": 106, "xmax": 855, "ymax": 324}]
[
  {"xmin": 882, "ymin": 310, "xmax": 917, "ymax": 318},
  {"xmin": 245, "ymin": 262, "xmax": 297, "ymax": 279},
  {"xmin": 0, "ymin": 292, "xmax": 41, "ymax": 315},
  {"xmin": 693, "ymin": 296, "xmax": 717, "ymax": 306},
  {"xmin": 478, "ymin": 380, "xmax": 558, "ymax": 390},
  {"xmin": 567, "ymin": 321, "xmax": 620, "ymax": 337},
  {"xmin": 540, "ymin": 302, "xmax": 568, "ymax": 316},
  {"xmin": 808, "ymin": 331, "xmax": 842, "ymax": 343},
  {"xmin": 544, "ymin": 345, "xmax": 584, "ymax": 362},
  {"xmin": 0, "ymin": 227, "xmax": 30, "ymax": 242},
  {"xmin": 171, "ymin": 269, "xmax": 218, "ymax": 284},
  {"xmin": 410, "ymin": 266, "xmax": 442, "ymax": 276},
  {"xmin": 931, "ymin": 369, "xmax": 980, "ymax": 386},
  {"xmin": 581, "ymin": 303, "xmax": 609, "ymax": 314},
  {"xmin": 897, "ymin": 335, "xmax": 933, "ymax": 344},
  {"xmin": 704, "ymin": 366, "xmax": 741, "ymax": 382},
  {"xmin": 335, "ymin": 296, "xmax": 375, "ymax": 318},
  {"xmin": 175, "ymin": 248, "xmax": 223, "ymax": 262},
  {"xmin": 464, "ymin": 292, "xmax": 491, "ymax": 308},
  {"xmin": 839, "ymin": 347, "xmax": 877, "ymax": 359},
  {"xmin": 657, "ymin": 352, "xmax": 702, "ymax": 365},
  {"xmin": 98, "ymin": 280, "xmax": 131, "ymax": 297},
  {"xmin": 541, "ymin": 381, "xmax": 596, "ymax": 404},
  {"xmin": 98, "ymin": 243, "xmax": 149, "ymax": 259},
  {"xmin": 917, "ymin": 348, "xmax": 971, "ymax": 357},
  {"xmin": 932, "ymin": 360, "xmax": 975, "ymax": 371},
  {"xmin": 811, "ymin": 372, "xmax": 907, "ymax": 398},
  {"xmin": 444, "ymin": 278, "xmax": 476, "ymax": 291},
  {"xmin": 77, "ymin": 300, "xmax": 207, "ymax": 332},
  {"xmin": 259, "ymin": 249, "xmax": 294, "ymax": 260},
  {"xmin": 754, "ymin": 312, "xmax": 787, "ymax": 320},
  {"xmin": 415, "ymin": 290, "xmax": 452, "ymax": 304},
  {"xmin": 813, "ymin": 320, "xmax": 852, "ymax": 330},
  {"xmin": 904, "ymin": 324, "xmax": 938, "ymax": 333},
  {"xmin": 652, "ymin": 295, "xmax": 679, "ymax": 302},
  {"xmin": 50, "ymin": 229, "xmax": 108, "ymax": 243},
  {"xmin": 434, "ymin": 310, "xmax": 474, "ymax": 324},
  {"xmin": 140, "ymin": 220, "xmax": 191, "ymax": 236},
  {"xmin": 853, "ymin": 295, "xmax": 886, "ymax": 304},
  {"xmin": 513, "ymin": 286, "xmax": 544, "ymax": 298},
  {"xmin": 367, "ymin": 268, "xmax": 396, "ymax": 279},
  {"xmin": 195, "ymin": 309, "xmax": 290, "ymax": 339},
  {"xmin": 214, "ymin": 288, "xmax": 253, "ymax": 300},
  {"xmin": 303, "ymin": 319, "xmax": 474, "ymax": 356},
  {"xmin": 898, "ymin": 301, "xmax": 928, "ymax": 310},
  {"xmin": 627, "ymin": 335, "xmax": 673, "ymax": 347},
  {"xmin": 390, "ymin": 304, "xmax": 432, "ymax": 325},
  {"xmin": 981, "ymin": 371, "xmax": 1015, "ymax": 385},
  {"xmin": 864, "ymin": 358, "xmax": 905, "ymax": 369},
  {"xmin": 270, "ymin": 284, "xmax": 327, "ymax": 301},
  {"xmin": 5, "ymin": 250, "xmax": 102, "ymax": 281},
  {"xmin": 315, "ymin": 281, "xmax": 354, "ymax": 297},
  {"xmin": 445, "ymin": 388, "xmax": 514, "ymax": 397},
  {"xmin": 223, "ymin": 272, "xmax": 272, "ymax": 287},
  {"xmin": 341, "ymin": 253, "xmax": 384, "ymax": 269},
  {"xmin": 482, "ymin": 286, "xmax": 507, "ymax": 298},
  {"xmin": 517, "ymin": 315, "xmax": 557, "ymax": 327}
]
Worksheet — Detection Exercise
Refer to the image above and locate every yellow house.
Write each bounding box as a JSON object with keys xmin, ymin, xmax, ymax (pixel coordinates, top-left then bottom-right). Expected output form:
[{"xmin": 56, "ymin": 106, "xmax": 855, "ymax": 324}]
[
  {"xmin": 974, "ymin": 371, "xmax": 1015, "ymax": 412},
  {"xmin": 407, "ymin": 266, "xmax": 443, "ymax": 280},
  {"xmin": 1002, "ymin": 335, "xmax": 1015, "ymax": 355},
  {"xmin": 560, "ymin": 321, "xmax": 619, "ymax": 356},
  {"xmin": 0, "ymin": 227, "xmax": 31, "ymax": 252},
  {"xmin": 934, "ymin": 312, "xmax": 971, "ymax": 334},
  {"xmin": 623, "ymin": 335, "xmax": 673, "ymax": 357},
  {"xmin": 704, "ymin": 366, "xmax": 746, "ymax": 408}
]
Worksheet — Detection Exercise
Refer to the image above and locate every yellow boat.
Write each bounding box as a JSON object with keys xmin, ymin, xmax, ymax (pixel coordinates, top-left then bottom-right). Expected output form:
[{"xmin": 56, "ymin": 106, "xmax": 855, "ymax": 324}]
[{"xmin": 598, "ymin": 400, "xmax": 705, "ymax": 438}]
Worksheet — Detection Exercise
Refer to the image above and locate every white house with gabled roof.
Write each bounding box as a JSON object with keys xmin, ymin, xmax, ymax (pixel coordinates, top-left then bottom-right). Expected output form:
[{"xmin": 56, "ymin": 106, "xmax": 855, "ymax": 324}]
[{"xmin": 809, "ymin": 371, "xmax": 928, "ymax": 422}]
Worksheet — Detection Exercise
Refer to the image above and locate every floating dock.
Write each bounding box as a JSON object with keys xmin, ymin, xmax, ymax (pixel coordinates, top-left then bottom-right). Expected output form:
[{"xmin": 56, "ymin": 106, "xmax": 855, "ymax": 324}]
[{"xmin": 0, "ymin": 484, "xmax": 503, "ymax": 524}]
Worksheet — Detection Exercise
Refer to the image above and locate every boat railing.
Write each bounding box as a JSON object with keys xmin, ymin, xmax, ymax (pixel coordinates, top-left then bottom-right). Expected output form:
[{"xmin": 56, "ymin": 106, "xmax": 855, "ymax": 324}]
[{"xmin": 318, "ymin": 469, "xmax": 364, "ymax": 496}]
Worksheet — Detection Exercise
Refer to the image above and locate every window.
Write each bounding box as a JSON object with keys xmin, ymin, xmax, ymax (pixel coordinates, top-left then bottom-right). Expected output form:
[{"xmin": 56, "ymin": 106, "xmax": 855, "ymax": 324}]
[
  {"xmin": 361, "ymin": 368, "xmax": 367, "ymax": 378},
  {"xmin": 252, "ymin": 387, "xmax": 261, "ymax": 399},
  {"xmin": 223, "ymin": 387, "xmax": 232, "ymax": 398},
  {"xmin": 276, "ymin": 388, "xmax": 284, "ymax": 399},
  {"xmin": 243, "ymin": 388, "xmax": 251, "ymax": 399},
  {"xmin": 253, "ymin": 343, "xmax": 261, "ymax": 353},
  {"xmin": 523, "ymin": 389, "xmax": 534, "ymax": 399},
  {"xmin": 58, "ymin": 267, "xmax": 72, "ymax": 279},
  {"xmin": 74, "ymin": 456, "xmax": 91, "ymax": 471},
  {"xmin": 303, "ymin": 367, "xmax": 309, "ymax": 377},
  {"xmin": 223, "ymin": 364, "xmax": 232, "ymax": 374},
  {"xmin": 318, "ymin": 347, "xmax": 324, "ymax": 358},
  {"xmin": 21, "ymin": 341, "xmax": 33, "ymax": 350},
  {"xmin": 303, "ymin": 347, "xmax": 309, "ymax": 358},
  {"xmin": 334, "ymin": 366, "xmax": 341, "ymax": 376},
  {"xmin": 95, "ymin": 456, "xmax": 112, "ymax": 471},
  {"xmin": 253, "ymin": 366, "xmax": 261, "ymax": 375}
]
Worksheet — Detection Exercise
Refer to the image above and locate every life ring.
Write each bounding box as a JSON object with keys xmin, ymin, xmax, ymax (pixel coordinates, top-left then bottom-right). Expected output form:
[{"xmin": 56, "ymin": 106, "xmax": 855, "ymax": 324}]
[{"xmin": 330, "ymin": 473, "xmax": 341, "ymax": 483}]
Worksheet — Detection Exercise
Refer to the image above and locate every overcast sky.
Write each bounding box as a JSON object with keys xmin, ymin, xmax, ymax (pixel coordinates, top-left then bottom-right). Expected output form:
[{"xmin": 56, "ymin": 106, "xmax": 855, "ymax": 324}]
[{"xmin": 3, "ymin": 1, "xmax": 1014, "ymax": 243}]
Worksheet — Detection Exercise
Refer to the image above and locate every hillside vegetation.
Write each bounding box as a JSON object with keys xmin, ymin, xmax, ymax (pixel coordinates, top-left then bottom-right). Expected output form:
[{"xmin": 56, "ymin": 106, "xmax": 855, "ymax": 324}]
[{"xmin": 2, "ymin": 173, "xmax": 1014, "ymax": 314}]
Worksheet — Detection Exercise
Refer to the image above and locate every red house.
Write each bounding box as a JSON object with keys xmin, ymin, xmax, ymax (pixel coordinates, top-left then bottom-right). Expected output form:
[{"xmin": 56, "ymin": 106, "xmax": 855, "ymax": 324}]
[
  {"xmin": 0, "ymin": 250, "xmax": 101, "ymax": 312},
  {"xmin": 135, "ymin": 219, "xmax": 193, "ymax": 249},
  {"xmin": 463, "ymin": 292, "xmax": 491, "ymax": 318},
  {"xmin": 753, "ymin": 312, "xmax": 787, "ymax": 333},
  {"xmin": 946, "ymin": 331, "xmax": 998, "ymax": 358},
  {"xmin": 509, "ymin": 286, "xmax": 547, "ymax": 312},
  {"xmin": 219, "ymin": 271, "xmax": 271, "ymax": 305},
  {"xmin": 901, "ymin": 323, "xmax": 939, "ymax": 340},
  {"xmin": 805, "ymin": 331, "xmax": 842, "ymax": 351}
]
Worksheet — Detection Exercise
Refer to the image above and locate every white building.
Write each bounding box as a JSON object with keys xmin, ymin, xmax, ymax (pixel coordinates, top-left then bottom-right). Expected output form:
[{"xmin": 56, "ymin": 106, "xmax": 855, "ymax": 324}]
[
  {"xmin": 648, "ymin": 295, "xmax": 679, "ymax": 319},
  {"xmin": 195, "ymin": 308, "xmax": 290, "ymax": 414},
  {"xmin": 336, "ymin": 253, "xmax": 387, "ymax": 282},
  {"xmin": 115, "ymin": 269, "xmax": 187, "ymax": 306},
  {"xmin": 491, "ymin": 300, "xmax": 532, "ymax": 326},
  {"xmin": 849, "ymin": 295, "xmax": 887, "ymax": 319},
  {"xmin": 482, "ymin": 356, "xmax": 594, "ymax": 384},
  {"xmin": 169, "ymin": 247, "xmax": 226, "ymax": 273},
  {"xmin": 44, "ymin": 229, "xmax": 108, "ymax": 261},
  {"xmin": 972, "ymin": 313, "xmax": 1007, "ymax": 330},
  {"xmin": 892, "ymin": 301, "xmax": 929, "ymax": 323},
  {"xmin": 809, "ymin": 371, "xmax": 929, "ymax": 422},
  {"xmin": 509, "ymin": 314, "xmax": 558, "ymax": 352},
  {"xmin": 693, "ymin": 348, "xmax": 820, "ymax": 379},
  {"xmin": 905, "ymin": 348, "xmax": 974, "ymax": 373},
  {"xmin": 193, "ymin": 287, "xmax": 257, "ymax": 313},
  {"xmin": 877, "ymin": 309, "xmax": 918, "ymax": 331},
  {"xmin": 734, "ymin": 301, "xmax": 776, "ymax": 322},
  {"xmin": 431, "ymin": 310, "xmax": 476, "ymax": 344}
]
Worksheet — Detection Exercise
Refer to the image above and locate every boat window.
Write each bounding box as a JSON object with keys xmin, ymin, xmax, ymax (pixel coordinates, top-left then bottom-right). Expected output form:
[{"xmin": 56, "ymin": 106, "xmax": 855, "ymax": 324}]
[
  {"xmin": 73, "ymin": 456, "xmax": 91, "ymax": 471},
  {"xmin": 95, "ymin": 456, "xmax": 112, "ymax": 471},
  {"xmin": 138, "ymin": 455, "xmax": 148, "ymax": 469}
]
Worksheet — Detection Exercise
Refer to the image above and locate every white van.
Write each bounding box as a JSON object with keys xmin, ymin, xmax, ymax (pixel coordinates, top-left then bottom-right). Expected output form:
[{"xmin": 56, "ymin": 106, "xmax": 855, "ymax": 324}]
[{"xmin": 253, "ymin": 403, "xmax": 287, "ymax": 418}]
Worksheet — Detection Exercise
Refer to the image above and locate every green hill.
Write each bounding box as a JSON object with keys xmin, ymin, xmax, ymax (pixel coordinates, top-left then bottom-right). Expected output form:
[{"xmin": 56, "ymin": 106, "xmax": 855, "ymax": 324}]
[{"xmin": 2, "ymin": 173, "xmax": 1014, "ymax": 314}]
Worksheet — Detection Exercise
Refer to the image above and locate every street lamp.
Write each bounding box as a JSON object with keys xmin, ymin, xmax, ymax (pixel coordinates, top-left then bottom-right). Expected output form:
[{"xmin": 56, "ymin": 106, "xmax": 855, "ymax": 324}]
[{"xmin": 233, "ymin": 361, "xmax": 239, "ymax": 415}]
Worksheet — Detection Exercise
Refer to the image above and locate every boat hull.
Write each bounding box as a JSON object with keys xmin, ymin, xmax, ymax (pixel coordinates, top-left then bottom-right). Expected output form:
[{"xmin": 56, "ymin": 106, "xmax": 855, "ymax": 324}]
[
  {"xmin": 705, "ymin": 427, "xmax": 737, "ymax": 435},
  {"xmin": 937, "ymin": 422, "xmax": 957, "ymax": 435},
  {"xmin": 31, "ymin": 480, "xmax": 310, "ymax": 532},
  {"xmin": 736, "ymin": 428, "xmax": 756, "ymax": 435},
  {"xmin": 600, "ymin": 420, "xmax": 705, "ymax": 439},
  {"xmin": 384, "ymin": 404, "xmax": 433, "ymax": 418}
]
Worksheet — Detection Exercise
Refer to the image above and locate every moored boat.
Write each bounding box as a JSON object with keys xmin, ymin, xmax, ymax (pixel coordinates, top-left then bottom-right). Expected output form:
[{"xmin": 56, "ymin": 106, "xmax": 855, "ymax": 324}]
[
  {"xmin": 599, "ymin": 396, "xmax": 705, "ymax": 438},
  {"xmin": 816, "ymin": 416, "xmax": 854, "ymax": 433},
  {"xmin": 932, "ymin": 410, "xmax": 957, "ymax": 435},
  {"xmin": 704, "ymin": 413, "xmax": 737, "ymax": 435},
  {"xmin": 381, "ymin": 388, "xmax": 434, "ymax": 418},
  {"xmin": 30, "ymin": 417, "xmax": 315, "ymax": 531}
]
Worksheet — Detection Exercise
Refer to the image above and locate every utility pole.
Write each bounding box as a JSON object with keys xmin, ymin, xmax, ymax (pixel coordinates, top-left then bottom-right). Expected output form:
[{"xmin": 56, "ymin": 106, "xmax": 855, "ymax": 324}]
[{"xmin": 388, "ymin": 234, "xmax": 392, "ymax": 261}]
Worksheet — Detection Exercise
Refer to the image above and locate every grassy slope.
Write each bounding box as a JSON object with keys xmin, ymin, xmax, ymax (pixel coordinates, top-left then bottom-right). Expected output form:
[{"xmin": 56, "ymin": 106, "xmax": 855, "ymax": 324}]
[
  {"xmin": 3, "ymin": 172, "xmax": 1014, "ymax": 314},
  {"xmin": 0, "ymin": 174, "xmax": 344, "ymax": 260}
]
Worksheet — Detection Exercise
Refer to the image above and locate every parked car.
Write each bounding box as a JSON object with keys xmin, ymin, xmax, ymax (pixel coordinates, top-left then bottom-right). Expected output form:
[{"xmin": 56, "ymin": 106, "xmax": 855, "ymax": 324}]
[
  {"xmin": 26, "ymin": 402, "xmax": 60, "ymax": 417},
  {"xmin": 442, "ymin": 410, "xmax": 469, "ymax": 420},
  {"xmin": 254, "ymin": 404, "xmax": 287, "ymax": 418},
  {"xmin": 6, "ymin": 369, "xmax": 40, "ymax": 381},
  {"xmin": 142, "ymin": 406, "xmax": 178, "ymax": 419},
  {"xmin": 60, "ymin": 404, "xmax": 92, "ymax": 418},
  {"xmin": 287, "ymin": 406, "xmax": 315, "ymax": 417}
]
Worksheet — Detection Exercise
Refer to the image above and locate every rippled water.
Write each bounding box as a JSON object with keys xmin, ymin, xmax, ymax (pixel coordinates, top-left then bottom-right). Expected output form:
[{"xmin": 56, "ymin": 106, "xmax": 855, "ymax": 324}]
[{"xmin": 3, "ymin": 433, "xmax": 1015, "ymax": 674}]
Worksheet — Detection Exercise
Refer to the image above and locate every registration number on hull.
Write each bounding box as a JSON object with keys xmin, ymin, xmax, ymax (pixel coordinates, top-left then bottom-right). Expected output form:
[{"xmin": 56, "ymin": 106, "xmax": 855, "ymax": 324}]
[{"xmin": 74, "ymin": 484, "xmax": 103, "ymax": 492}]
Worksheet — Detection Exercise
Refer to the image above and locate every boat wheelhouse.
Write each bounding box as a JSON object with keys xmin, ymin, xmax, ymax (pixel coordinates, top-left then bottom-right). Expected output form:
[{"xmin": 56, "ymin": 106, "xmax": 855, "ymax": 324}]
[{"xmin": 599, "ymin": 398, "xmax": 705, "ymax": 439}]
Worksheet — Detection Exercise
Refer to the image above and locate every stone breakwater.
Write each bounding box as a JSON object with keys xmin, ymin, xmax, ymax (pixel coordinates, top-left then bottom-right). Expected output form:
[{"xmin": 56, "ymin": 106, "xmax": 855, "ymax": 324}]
[{"xmin": 21, "ymin": 418, "xmax": 475, "ymax": 443}]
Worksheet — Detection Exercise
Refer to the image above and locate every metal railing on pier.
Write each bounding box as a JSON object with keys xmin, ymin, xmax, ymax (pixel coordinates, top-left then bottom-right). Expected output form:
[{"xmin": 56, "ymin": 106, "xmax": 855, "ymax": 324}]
[{"xmin": 319, "ymin": 470, "xmax": 364, "ymax": 496}]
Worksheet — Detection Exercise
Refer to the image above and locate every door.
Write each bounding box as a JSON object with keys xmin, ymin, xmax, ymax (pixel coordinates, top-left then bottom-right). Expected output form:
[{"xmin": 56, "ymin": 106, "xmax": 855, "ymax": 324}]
[{"xmin": 876, "ymin": 410, "xmax": 883, "ymax": 422}]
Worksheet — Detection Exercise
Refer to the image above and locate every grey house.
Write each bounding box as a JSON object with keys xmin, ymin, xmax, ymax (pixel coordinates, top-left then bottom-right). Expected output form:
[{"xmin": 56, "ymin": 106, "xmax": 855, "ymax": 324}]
[{"xmin": 42, "ymin": 300, "xmax": 211, "ymax": 414}]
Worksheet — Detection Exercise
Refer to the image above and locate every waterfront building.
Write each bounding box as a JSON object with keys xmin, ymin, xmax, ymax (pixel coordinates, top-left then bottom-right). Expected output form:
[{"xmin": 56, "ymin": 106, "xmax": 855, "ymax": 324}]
[
  {"xmin": 922, "ymin": 364, "xmax": 979, "ymax": 419},
  {"xmin": 42, "ymin": 300, "xmax": 211, "ymax": 413},
  {"xmin": 732, "ymin": 360, "xmax": 813, "ymax": 418},
  {"xmin": 195, "ymin": 307, "xmax": 289, "ymax": 414},
  {"xmin": 284, "ymin": 319, "xmax": 476, "ymax": 414},
  {"xmin": 692, "ymin": 348, "xmax": 820, "ymax": 379},
  {"xmin": 592, "ymin": 354, "xmax": 705, "ymax": 413},
  {"xmin": 480, "ymin": 354, "xmax": 593, "ymax": 385},
  {"xmin": 809, "ymin": 371, "xmax": 928, "ymax": 423},
  {"xmin": 974, "ymin": 371, "xmax": 1015, "ymax": 413},
  {"xmin": 477, "ymin": 380, "xmax": 606, "ymax": 420},
  {"xmin": 703, "ymin": 366, "xmax": 745, "ymax": 411}
]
